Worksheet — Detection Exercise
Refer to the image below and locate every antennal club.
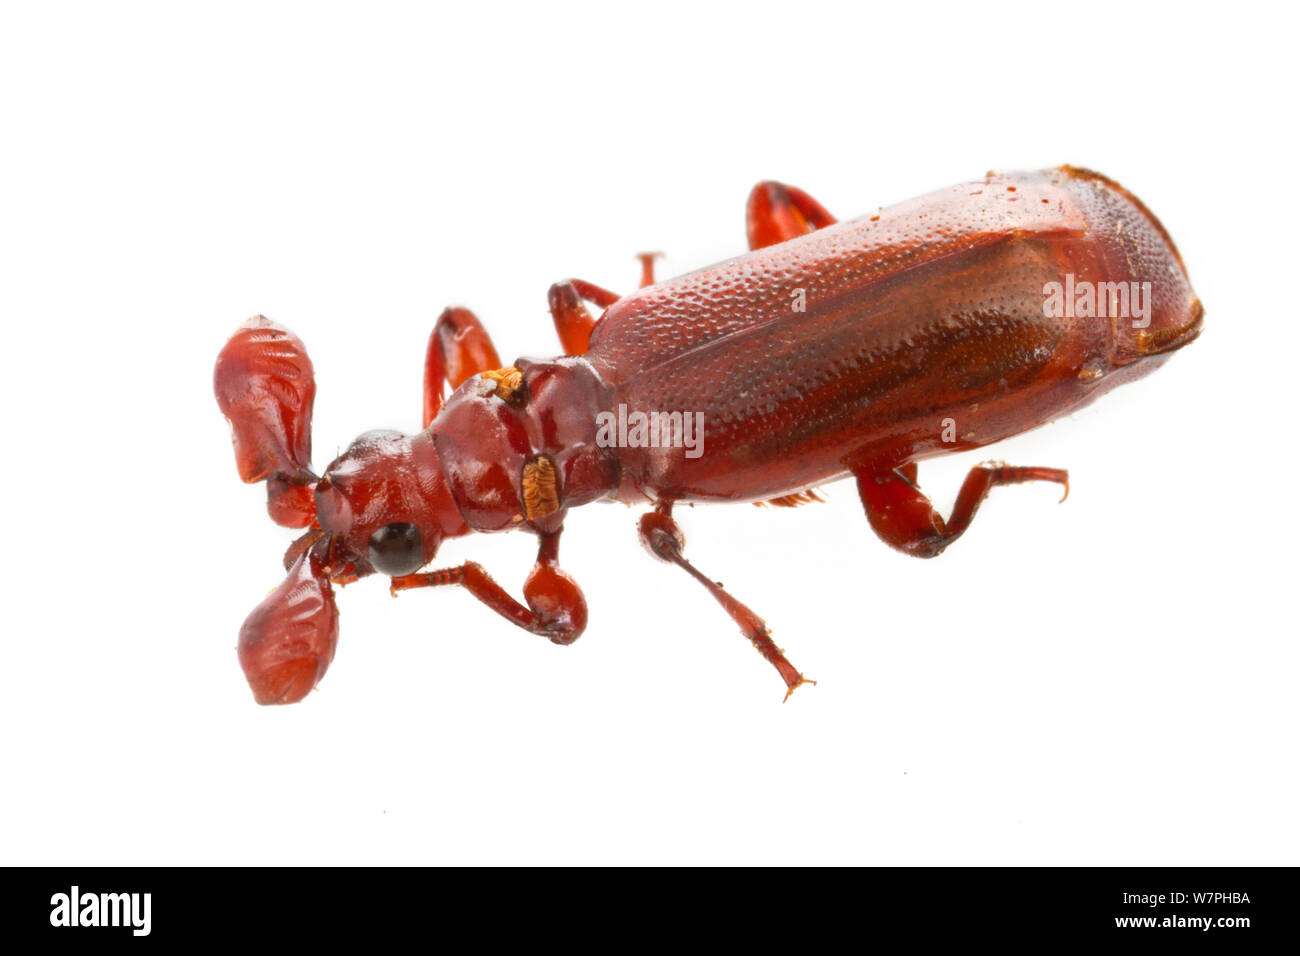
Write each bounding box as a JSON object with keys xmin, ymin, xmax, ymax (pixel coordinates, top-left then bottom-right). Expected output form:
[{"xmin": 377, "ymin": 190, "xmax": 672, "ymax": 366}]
[{"xmin": 214, "ymin": 315, "xmax": 319, "ymax": 527}]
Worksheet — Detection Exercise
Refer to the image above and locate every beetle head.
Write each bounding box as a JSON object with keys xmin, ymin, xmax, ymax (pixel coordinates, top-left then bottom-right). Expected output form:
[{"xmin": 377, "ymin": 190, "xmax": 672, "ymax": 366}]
[
  {"xmin": 313, "ymin": 428, "xmax": 463, "ymax": 579},
  {"xmin": 215, "ymin": 317, "xmax": 467, "ymax": 704}
]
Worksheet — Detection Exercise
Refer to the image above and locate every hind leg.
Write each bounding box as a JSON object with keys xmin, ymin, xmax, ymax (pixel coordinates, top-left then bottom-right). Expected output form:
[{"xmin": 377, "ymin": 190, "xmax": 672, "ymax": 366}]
[{"xmin": 856, "ymin": 463, "xmax": 1069, "ymax": 558}]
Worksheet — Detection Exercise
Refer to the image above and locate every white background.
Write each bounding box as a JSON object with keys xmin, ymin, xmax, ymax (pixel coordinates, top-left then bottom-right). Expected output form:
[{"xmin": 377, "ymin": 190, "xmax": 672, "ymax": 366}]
[{"xmin": 2, "ymin": 2, "xmax": 1295, "ymax": 866}]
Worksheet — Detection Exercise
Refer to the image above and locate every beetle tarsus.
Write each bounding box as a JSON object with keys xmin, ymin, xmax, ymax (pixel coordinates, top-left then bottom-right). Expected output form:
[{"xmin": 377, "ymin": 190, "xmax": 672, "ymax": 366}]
[{"xmin": 782, "ymin": 675, "xmax": 817, "ymax": 703}]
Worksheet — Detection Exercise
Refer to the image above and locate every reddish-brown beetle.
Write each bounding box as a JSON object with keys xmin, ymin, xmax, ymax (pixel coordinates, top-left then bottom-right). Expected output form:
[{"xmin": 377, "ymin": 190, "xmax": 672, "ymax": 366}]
[{"xmin": 215, "ymin": 166, "xmax": 1202, "ymax": 704}]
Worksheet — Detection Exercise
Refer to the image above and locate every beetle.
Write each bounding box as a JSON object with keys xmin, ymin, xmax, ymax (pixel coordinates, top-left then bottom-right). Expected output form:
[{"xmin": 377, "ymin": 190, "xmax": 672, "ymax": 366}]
[{"xmin": 214, "ymin": 165, "xmax": 1202, "ymax": 705}]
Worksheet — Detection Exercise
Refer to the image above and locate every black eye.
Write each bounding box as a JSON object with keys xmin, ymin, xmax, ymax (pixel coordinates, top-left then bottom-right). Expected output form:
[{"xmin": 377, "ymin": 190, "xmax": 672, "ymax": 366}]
[{"xmin": 368, "ymin": 522, "xmax": 424, "ymax": 575}]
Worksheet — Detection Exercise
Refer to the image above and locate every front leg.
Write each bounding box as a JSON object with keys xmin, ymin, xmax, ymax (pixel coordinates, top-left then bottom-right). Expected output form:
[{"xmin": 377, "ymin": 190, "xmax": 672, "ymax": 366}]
[
  {"xmin": 390, "ymin": 530, "xmax": 587, "ymax": 645},
  {"xmin": 423, "ymin": 306, "xmax": 504, "ymax": 426}
]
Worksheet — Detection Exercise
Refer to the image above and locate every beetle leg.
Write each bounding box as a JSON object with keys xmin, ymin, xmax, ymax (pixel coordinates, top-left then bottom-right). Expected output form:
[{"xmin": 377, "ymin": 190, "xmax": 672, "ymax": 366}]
[
  {"xmin": 423, "ymin": 306, "xmax": 504, "ymax": 426},
  {"xmin": 636, "ymin": 251, "xmax": 664, "ymax": 288},
  {"xmin": 547, "ymin": 278, "xmax": 622, "ymax": 356},
  {"xmin": 547, "ymin": 252, "xmax": 665, "ymax": 354},
  {"xmin": 856, "ymin": 463, "xmax": 1070, "ymax": 559},
  {"xmin": 389, "ymin": 530, "xmax": 587, "ymax": 646},
  {"xmin": 638, "ymin": 505, "xmax": 813, "ymax": 701},
  {"xmin": 746, "ymin": 180, "xmax": 838, "ymax": 250}
]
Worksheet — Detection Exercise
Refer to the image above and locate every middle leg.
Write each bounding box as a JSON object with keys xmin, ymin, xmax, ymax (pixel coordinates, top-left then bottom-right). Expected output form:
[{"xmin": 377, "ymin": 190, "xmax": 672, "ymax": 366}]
[
  {"xmin": 638, "ymin": 503, "xmax": 813, "ymax": 700},
  {"xmin": 547, "ymin": 278, "xmax": 622, "ymax": 356},
  {"xmin": 746, "ymin": 180, "xmax": 838, "ymax": 250},
  {"xmin": 547, "ymin": 253, "xmax": 665, "ymax": 356}
]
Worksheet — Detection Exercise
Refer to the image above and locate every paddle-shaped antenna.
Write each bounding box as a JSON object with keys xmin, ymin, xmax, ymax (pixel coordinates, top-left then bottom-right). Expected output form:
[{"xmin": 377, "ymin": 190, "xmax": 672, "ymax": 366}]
[
  {"xmin": 238, "ymin": 541, "xmax": 339, "ymax": 705},
  {"xmin": 214, "ymin": 315, "xmax": 318, "ymax": 527}
]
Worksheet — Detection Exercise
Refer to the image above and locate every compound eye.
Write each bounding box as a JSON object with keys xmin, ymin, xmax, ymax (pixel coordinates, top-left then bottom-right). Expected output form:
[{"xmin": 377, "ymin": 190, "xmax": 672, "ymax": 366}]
[{"xmin": 367, "ymin": 522, "xmax": 424, "ymax": 575}]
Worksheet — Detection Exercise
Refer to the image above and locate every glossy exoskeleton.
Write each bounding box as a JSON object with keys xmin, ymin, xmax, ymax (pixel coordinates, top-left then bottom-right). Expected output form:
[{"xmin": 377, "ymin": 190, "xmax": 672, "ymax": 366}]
[{"xmin": 214, "ymin": 166, "xmax": 1202, "ymax": 704}]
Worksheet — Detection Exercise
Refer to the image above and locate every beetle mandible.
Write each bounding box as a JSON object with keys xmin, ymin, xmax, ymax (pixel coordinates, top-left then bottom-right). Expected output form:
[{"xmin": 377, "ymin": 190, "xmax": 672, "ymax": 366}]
[{"xmin": 214, "ymin": 166, "xmax": 1203, "ymax": 704}]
